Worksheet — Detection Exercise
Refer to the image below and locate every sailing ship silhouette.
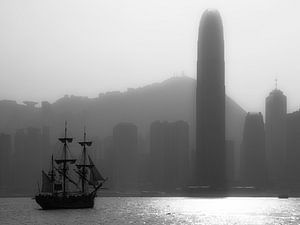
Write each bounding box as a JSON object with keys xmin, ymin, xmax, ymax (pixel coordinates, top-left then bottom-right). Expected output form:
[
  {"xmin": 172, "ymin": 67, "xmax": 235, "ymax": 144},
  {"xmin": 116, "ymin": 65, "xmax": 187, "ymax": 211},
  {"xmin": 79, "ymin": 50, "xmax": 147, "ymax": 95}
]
[{"xmin": 35, "ymin": 122, "xmax": 107, "ymax": 209}]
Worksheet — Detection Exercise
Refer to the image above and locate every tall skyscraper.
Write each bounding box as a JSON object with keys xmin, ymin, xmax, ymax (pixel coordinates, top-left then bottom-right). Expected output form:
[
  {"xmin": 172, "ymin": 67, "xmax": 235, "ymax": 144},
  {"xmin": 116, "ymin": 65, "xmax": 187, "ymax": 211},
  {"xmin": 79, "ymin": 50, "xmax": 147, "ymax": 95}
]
[
  {"xmin": 241, "ymin": 113, "xmax": 267, "ymax": 187},
  {"xmin": 196, "ymin": 9, "xmax": 226, "ymax": 188},
  {"xmin": 265, "ymin": 87, "xmax": 287, "ymax": 186}
]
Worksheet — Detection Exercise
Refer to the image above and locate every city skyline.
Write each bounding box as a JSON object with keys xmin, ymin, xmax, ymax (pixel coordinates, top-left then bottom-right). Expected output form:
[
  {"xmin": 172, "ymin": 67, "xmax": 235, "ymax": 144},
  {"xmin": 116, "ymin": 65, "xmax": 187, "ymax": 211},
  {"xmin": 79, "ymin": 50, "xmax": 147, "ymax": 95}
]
[
  {"xmin": 2, "ymin": 1, "xmax": 300, "ymax": 223},
  {"xmin": 1, "ymin": 0, "xmax": 300, "ymax": 113}
]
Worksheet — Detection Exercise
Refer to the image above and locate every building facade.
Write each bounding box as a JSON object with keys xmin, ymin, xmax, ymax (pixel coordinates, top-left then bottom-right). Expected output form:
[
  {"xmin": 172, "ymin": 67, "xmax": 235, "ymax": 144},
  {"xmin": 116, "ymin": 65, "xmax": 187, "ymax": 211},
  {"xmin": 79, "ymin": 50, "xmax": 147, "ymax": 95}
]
[
  {"xmin": 196, "ymin": 9, "xmax": 226, "ymax": 188},
  {"xmin": 265, "ymin": 88, "xmax": 287, "ymax": 186},
  {"xmin": 241, "ymin": 113, "xmax": 267, "ymax": 187},
  {"xmin": 113, "ymin": 123, "xmax": 138, "ymax": 191},
  {"xmin": 286, "ymin": 110, "xmax": 300, "ymax": 186},
  {"xmin": 0, "ymin": 134, "xmax": 12, "ymax": 190},
  {"xmin": 150, "ymin": 121, "xmax": 189, "ymax": 191}
]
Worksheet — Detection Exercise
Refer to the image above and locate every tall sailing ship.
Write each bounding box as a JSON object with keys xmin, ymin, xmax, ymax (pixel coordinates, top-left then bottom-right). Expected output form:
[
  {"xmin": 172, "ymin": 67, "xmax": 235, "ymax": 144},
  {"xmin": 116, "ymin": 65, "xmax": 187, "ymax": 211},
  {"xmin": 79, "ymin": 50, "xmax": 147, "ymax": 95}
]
[{"xmin": 35, "ymin": 122, "xmax": 107, "ymax": 209}]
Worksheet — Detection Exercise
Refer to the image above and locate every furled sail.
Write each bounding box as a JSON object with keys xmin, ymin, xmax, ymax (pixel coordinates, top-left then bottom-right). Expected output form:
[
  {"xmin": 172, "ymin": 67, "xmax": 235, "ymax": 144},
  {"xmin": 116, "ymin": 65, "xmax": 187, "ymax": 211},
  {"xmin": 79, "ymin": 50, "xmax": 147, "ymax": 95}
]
[
  {"xmin": 55, "ymin": 159, "xmax": 76, "ymax": 164},
  {"xmin": 78, "ymin": 141, "xmax": 92, "ymax": 147},
  {"xmin": 88, "ymin": 156, "xmax": 105, "ymax": 185},
  {"xmin": 58, "ymin": 137, "xmax": 73, "ymax": 143},
  {"xmin": 42, "ymin": 170, "xmax": 53, "ymax": 193},
  {"xmin": 76, "ymin": 164, "xmax": 93, "ymax": 169}
]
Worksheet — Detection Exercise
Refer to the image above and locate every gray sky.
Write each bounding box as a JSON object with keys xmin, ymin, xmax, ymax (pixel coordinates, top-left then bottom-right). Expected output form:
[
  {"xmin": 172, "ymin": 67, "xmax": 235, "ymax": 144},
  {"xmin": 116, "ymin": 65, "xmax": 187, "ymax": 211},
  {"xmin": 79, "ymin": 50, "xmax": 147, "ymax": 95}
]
[{"xmin": 0, "ymin": 0, "xmax": 300, "ymax": 113}]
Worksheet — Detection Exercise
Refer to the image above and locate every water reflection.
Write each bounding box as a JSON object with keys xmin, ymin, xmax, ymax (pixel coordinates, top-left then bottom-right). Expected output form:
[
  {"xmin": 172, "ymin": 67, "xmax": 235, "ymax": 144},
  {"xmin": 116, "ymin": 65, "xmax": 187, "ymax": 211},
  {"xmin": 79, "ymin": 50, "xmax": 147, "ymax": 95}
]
[
  {"xmin": 150, "ymin": 197, "xmax": 298, "ymax": 225},
  {"xmin": 1, "ymin": 197, "xmax": 300, "ymax": 225}
]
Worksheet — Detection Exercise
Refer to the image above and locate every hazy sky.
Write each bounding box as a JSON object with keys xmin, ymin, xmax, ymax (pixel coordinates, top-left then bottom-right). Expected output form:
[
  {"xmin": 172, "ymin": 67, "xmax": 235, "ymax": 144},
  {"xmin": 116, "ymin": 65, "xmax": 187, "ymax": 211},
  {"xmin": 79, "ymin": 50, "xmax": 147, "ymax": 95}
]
[{"xmin": 0, "ymin": 0, "xmax": 300, "ymax": 112}]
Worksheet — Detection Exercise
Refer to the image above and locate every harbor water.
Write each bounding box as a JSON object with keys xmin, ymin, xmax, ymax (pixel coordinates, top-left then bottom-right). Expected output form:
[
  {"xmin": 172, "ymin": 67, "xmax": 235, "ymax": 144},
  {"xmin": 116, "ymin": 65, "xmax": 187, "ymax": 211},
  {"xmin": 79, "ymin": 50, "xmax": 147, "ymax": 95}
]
[{"xmin": 1, "ymin": 197, "xmax": 300, "ymax": 225}]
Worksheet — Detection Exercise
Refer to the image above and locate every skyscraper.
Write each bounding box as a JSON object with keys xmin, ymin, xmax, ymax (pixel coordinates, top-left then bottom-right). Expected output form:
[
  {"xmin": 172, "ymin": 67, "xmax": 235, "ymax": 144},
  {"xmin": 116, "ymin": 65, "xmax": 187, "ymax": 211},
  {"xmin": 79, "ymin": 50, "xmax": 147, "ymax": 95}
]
[
  {"xmin": 241, "ymin": 113, "xmax": 267, "ymax": 187},
  {"xmin": 196, "ymin": 9, "xmax": 226, "ymax": 188},
  {"xmin": 265, "ymin": 87, "xmax": 287, "ymax": 186}
]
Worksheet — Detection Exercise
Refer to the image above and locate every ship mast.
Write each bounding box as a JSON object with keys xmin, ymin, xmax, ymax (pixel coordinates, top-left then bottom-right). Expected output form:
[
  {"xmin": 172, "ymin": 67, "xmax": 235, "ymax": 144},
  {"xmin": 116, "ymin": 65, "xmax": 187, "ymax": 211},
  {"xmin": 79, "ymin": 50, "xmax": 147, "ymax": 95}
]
[
  {"xmin": 51, "ymin": 154, "xmax": 54, "ymax": 194},
  {"xmin": 82, "ymin": 127, "xmax": 87, "ymax": 193},
  {"xmin": 78, "ymin": 127, "xmax": 92, "ymax": 194},
  {"xmin": 57, "ymin": 121, "xmax": 75, "ymax": 196},
  {"xmin": 62, "ymin": 121, "xmax": 67, "ymax": 195}
]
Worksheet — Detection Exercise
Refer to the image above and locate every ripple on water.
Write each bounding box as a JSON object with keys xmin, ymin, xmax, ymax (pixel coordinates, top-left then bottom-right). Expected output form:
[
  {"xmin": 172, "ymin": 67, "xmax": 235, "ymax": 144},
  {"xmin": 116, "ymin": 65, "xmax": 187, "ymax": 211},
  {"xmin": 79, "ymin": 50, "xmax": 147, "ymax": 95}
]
[{"xmin": 1, "ymin": 197, "xmax": 300, "ymax": 225}]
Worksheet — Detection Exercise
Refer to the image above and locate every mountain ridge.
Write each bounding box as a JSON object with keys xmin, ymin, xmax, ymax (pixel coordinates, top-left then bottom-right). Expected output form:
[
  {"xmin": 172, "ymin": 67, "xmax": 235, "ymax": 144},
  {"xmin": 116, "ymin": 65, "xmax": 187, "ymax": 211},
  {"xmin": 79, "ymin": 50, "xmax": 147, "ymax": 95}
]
[{"xmin": 0, "ymin": 76, "xmax": 245, "ymax": 151}]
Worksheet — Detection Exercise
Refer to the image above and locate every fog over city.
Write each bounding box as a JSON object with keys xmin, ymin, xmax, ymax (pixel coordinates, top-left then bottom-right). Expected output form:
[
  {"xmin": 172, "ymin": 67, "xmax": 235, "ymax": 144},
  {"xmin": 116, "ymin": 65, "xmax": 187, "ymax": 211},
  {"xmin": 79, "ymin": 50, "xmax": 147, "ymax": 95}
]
[
  {"xmin": 3, "ymin": 1, "xmax": 300, "ymax": 222},
  {"xmin": 1, "ymin": 0, "xmax": 300, "ymax": 112}
]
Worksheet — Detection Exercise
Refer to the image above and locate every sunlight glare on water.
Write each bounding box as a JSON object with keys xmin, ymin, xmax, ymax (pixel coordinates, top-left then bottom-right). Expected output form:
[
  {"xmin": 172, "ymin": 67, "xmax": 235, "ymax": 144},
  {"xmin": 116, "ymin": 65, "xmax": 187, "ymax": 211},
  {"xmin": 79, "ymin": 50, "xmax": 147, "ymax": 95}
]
[
  {"xmin": 1, "ymin": 197, "xmax": 300, "ymax": 225},
  {"xmin": 165, "ymin": 197, "xmax": 293, "ymax": 224}
]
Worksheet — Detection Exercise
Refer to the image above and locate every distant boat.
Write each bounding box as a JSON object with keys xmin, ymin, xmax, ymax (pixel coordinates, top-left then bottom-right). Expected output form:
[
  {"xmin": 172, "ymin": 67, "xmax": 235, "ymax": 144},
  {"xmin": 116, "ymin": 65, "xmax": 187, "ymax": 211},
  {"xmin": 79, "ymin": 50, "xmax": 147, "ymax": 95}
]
[
  {"xmin": 35, "ymin": 122, "xmax": 107, "ymax": 210},
  {"xmin": 278, "ymin": 194, "xmax": 289, "ymax": 199}
]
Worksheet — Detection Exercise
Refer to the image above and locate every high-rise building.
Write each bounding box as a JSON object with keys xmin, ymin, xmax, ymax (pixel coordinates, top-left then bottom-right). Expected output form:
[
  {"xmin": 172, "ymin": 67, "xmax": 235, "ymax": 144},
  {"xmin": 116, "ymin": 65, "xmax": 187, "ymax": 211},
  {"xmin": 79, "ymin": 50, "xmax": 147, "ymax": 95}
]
[
  {"xmin": 102, "ymin": 136, "xmax": 115, "ymax": 190},
  {"xmin": 173, "ymin": 121, "xmax": 189, "ymax": 189},
  {"xmin": 265, "ymin": 88, "xmax": 287, "ymax": 185},
  {"xmin": 196, "ymin": 9, "xmax": 226, "ymax": 188},
  {"xmin": 150, "ymin": 121, "xmax": 189, "ymax": 191},
  {"xmin": 286, "ymin": 110, "xmax": 300, "ymax": 186},
  {"xmin": 0, "ymin": 134, "xmax": 12, "ymax": 190},
  {"xmin": 113, "ymin": 123, "xmax": 138, "ymax": 191},
  {"xmin": 225, "ymin": 140, "xmax": 235, "ymax": 183},
  {"xmin": 12, "ymin": 127, "xmax": 42, "ymax": 194},
  {"xmin": 137, "ymin": 136, "xmax": 151, "ymax": 189},
  {"xmin": 241, "ymin": 113, "xmax": 267, "ymax": 187},
  {"xmin": 41, "ymin": 101, "xmax": 52, "ymax": 125},
  {"xmin": 150, "ymin": 121, "xmax": 166, "ymax": 190},
  {"xmin": 12, "ymin": 129, "xmax": 26, "ymax": 193},
  {"xmin": 25, "ymin": 127, "xmax": 42, "ymax": 192},
  {"xmin": 41, "ymin": 126, "xmax": 51, "ymax": 169}
]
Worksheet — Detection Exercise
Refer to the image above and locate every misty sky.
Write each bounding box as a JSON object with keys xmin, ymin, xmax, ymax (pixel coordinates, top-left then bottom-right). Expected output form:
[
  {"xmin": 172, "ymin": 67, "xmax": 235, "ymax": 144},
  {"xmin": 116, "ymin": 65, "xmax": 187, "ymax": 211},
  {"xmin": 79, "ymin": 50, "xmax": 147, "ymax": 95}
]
[{"xmin": 0, "ymin": 0, "xmax": 300, "ymax": 113}]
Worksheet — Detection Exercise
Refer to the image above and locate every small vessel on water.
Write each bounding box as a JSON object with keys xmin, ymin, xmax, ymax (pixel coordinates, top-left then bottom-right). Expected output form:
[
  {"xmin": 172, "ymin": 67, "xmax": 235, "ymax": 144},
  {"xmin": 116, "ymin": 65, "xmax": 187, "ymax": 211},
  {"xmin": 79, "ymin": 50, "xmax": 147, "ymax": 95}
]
[
  {"xmin": 278, "ymin": 194, "xmax": 289, "ymax": 199},
  {"xmin": 35, "ymin": 122, "xmax": 107, "ymax": 210}
]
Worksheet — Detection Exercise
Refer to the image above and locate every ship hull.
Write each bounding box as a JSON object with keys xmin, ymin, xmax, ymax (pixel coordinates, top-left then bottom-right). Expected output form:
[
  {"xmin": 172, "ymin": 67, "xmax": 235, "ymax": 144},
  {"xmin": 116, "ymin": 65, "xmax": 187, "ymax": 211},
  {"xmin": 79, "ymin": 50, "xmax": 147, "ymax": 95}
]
[{"xmin": 35, "ymin": 193, "xmax": 96, "ymax": 210}]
